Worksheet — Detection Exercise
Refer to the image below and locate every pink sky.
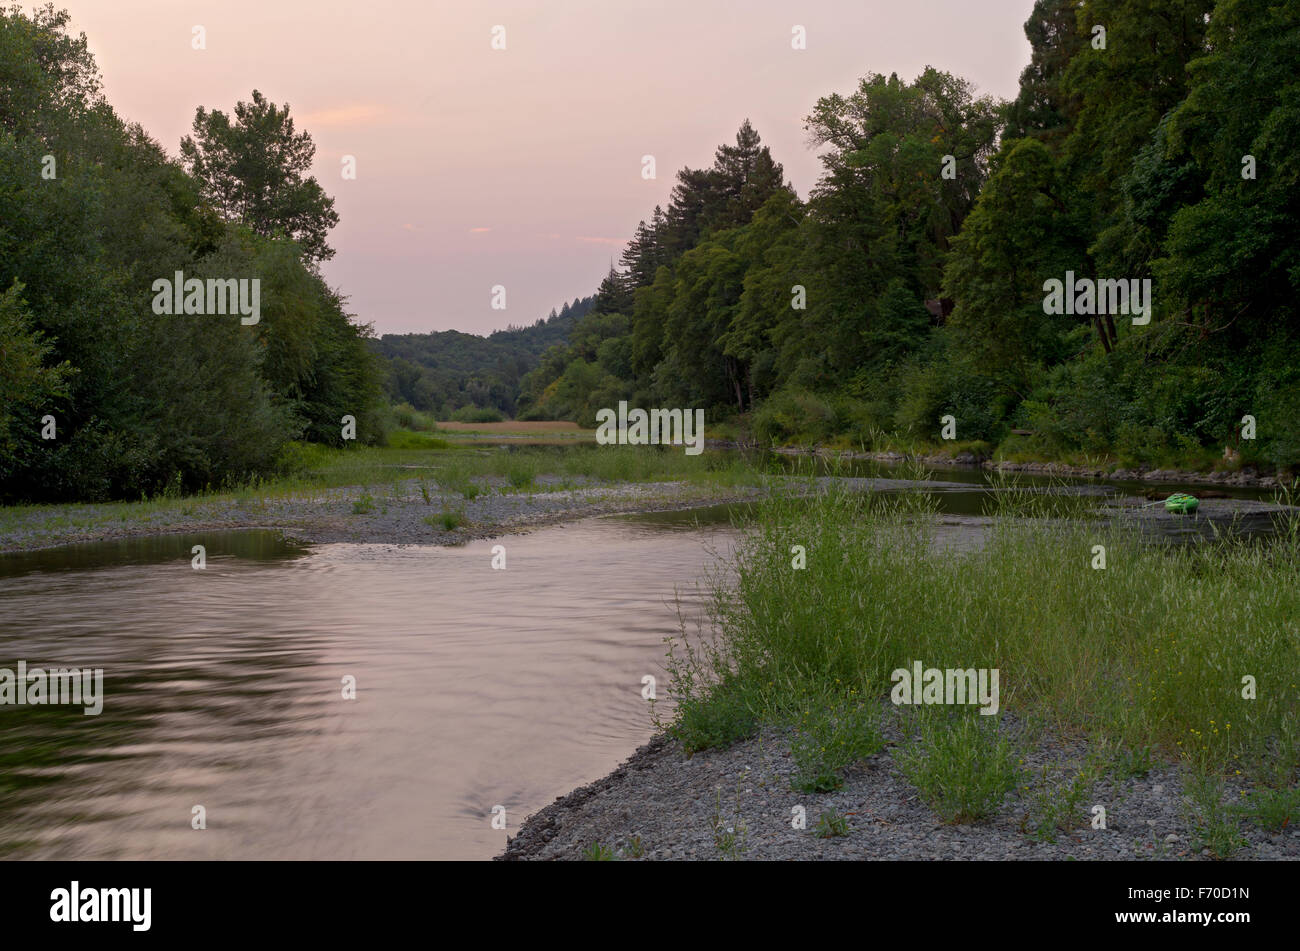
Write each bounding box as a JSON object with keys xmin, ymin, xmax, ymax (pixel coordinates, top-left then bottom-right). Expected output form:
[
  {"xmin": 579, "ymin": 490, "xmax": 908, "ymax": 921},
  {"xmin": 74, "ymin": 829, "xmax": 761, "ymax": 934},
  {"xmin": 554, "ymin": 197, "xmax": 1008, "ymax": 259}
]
[{"xmin": 58, "ymin": 0, "xmax": 1032, "ymax": 336}]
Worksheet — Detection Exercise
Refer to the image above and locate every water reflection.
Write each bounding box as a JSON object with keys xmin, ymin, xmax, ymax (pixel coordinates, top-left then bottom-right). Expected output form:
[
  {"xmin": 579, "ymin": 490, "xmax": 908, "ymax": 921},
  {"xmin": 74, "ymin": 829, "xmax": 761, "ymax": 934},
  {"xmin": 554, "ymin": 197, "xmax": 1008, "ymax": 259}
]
[
  {"xmin": 0, "ymin": 477, "xmax": 1287, "ymax": 861},
  {"xmin": 0, "ymin": 522, "xmax": 731, "ymax": 859}
]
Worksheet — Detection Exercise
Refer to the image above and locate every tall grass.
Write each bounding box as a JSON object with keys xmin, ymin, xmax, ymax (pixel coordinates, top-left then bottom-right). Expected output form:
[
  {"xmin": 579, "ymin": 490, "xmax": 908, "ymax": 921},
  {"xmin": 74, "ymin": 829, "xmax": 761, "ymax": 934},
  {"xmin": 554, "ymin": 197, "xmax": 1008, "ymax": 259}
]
[
  {"xmin": 432, "ymin": 444, "xmax": 765, "ymax": 494},
  {"xmin": 897, "ymin": 709, "xmax": 1022, "ymax": 823},
  {"xmin": 0, "ymin": 440, "xmax": 769, "ymax": 544},
  {"xmin": 552, "ymin": 444, "xmax": 764, "ymax": 486},
  {"xmin": 666, "ymin": 482, "xmax": 1300, "ymax": 793}
]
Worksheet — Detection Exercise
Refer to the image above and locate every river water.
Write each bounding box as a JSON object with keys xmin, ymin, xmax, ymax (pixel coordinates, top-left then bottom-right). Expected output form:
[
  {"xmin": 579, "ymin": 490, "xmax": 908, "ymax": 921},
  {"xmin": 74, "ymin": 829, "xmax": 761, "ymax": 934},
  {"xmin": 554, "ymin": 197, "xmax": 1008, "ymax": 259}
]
[
  {"xmin": 0, "ymin": 514, "xmax": 734, "ymax": 860},
  {"xmin": 0, "ymin": 470, "xmax": 1285, "ymax": 859}
]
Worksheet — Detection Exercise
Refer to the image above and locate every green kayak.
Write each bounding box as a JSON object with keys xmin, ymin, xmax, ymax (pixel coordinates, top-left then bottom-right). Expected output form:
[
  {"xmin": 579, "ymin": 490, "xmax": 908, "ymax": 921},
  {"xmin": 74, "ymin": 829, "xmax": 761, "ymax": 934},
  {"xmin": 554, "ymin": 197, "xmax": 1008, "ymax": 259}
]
[{"xmin": 1164, "ymin": 492, "xmax": 1200, "ymax": 514}]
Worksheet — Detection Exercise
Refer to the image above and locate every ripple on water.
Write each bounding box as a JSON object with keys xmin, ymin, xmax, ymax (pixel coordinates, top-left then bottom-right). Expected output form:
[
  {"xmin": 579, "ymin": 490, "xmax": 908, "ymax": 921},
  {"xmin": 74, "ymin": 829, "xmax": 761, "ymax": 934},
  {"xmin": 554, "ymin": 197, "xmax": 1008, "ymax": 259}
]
[{"xmin": 0, "ymin": 519, "xmax": 735, "ymax": 859}]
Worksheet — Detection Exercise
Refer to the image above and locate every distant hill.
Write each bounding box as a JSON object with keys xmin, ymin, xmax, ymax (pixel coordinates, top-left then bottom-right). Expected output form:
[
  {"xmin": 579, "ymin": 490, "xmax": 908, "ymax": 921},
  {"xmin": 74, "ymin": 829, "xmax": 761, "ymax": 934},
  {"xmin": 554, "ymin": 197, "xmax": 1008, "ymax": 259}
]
[{"xmin": 370, "ymin": 296, "xmax": 594, "ymax": 417}]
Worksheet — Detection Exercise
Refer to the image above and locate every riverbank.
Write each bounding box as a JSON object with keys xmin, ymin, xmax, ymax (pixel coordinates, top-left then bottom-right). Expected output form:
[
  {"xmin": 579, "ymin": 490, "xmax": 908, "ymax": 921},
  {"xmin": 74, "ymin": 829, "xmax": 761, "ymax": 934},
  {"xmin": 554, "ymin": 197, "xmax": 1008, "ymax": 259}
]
[
  {"xmin": 0, "ymin": 476, "xmax": 765, "ymax": 555},
  {"xmin": 6, "ymin": 445, "xmax": 1295, "ymax": 860},
  {"xmin": 497, "ymin": 721, "xmax": 1300, "ymax": 861},
  {"xmin": 502, "ymin": 487, "xmax": 1300, "ymax": 862},
  {"xmin": 5, "ymin": 434, "xmax": 1290, "ymax": 556},
  {"xmin": 767, "ymin": 445, "xmax": 1291, "ymax": 490},
  {"xmin": 0, "ymin": 440, "xmax": 770, "ymax": 555},
  {"xmin": 0, "ymin": 471, "xmax": 994, "ymax": 556}
]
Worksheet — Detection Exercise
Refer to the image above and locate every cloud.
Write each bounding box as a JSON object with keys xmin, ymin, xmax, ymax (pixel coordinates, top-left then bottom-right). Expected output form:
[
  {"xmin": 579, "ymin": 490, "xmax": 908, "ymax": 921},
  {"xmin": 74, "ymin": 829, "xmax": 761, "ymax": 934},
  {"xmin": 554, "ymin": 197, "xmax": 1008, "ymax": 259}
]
[{"xmin": 469, "ymin": 227, "xmax": 492, "ymax": 233}]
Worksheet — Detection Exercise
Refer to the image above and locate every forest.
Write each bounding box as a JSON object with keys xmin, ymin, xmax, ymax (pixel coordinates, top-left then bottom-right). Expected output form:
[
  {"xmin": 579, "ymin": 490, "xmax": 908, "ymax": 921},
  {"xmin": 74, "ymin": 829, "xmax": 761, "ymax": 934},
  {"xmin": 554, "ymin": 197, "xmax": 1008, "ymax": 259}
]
[
  {"xmin": 518, "ymin": 0, "xmax": 1300, "ymax": 470},
  {"xmin": 0, "ymin": 5, "xmax": 386, "ymax": 503},
  {"xmin": 371, "ymin": 296, "xmax": 593, "ymax": 419},
  {"xmin": 3, "ymin": 0, "xmax": 1298, "ymax": 507}
]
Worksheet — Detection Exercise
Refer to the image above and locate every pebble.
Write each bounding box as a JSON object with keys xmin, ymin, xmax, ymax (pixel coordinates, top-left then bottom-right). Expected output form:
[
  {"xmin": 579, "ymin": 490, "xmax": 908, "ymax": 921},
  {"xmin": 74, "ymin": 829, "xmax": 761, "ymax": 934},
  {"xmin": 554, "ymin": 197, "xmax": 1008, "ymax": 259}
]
[{"xmin": 499, "ymin": 716, "xmax": 1299, "ymax": 862}]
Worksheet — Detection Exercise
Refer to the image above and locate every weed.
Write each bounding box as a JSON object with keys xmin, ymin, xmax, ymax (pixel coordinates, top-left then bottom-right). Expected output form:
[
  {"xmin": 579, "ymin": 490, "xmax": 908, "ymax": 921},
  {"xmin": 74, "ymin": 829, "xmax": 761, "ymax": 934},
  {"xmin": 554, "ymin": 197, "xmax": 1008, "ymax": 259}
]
[{"xmin": 814, "ymin": 809, "xmax": 850, "ymax": 838}]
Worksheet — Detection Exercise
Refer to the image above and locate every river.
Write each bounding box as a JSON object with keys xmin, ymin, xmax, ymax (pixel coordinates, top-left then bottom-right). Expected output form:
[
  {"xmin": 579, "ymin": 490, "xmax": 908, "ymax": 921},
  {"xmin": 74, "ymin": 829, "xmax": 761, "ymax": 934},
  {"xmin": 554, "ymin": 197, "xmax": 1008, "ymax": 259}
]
[
  {"xmin": 0, "ymin": 469, "xmax": 1284, "ymax": 859},
  {"xmin": 0, "ymin": 513, "xmax": 733, "ymax": 859}
]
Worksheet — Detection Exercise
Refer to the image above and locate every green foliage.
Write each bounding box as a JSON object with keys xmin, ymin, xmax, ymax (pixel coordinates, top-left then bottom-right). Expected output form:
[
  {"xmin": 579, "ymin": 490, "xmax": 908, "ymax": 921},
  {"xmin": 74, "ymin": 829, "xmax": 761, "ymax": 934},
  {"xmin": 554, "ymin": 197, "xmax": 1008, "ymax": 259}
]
[
  {"xmin": 503, "ymin": 0, "xmax": 1299, "ymax": 472},
  {"xmin": 581, "ymin": 841, "xmax": 615, "ymax": 861},
  {"xmin": 709, "ymin": 783, "xmax": 749, "ymax": 858},
  {"xmin": 750, "ymin": 389, "xmax": 838, "ymax": 445},
  {"xmin": 662, "ymin": 673, "xmax": 758, "ymax": 756},
  {"xmin": 521, "ymin": 120, "xmax": 795, "ymax": 419},
  {"xmin": 943, "ymin": 136, "xmax": 1086, "ymax": 383},
  {"xmin": 1235, "ymin": 784, "xmax": 1300, "ymax": 834},
  {"xmin": 425, "ymin": 508, "xmax": 464, "ymax": 531},
  {"xmin": 0, "ymin": 282, "xmax": 72, "ymax": 469},
  {"xmin": 11, "ymin": 0, "xmax": 1298, "ymax": 506},
  {"xmin": 749, "ymin": 388, "xmax": 892, "ymax": 447},
  {"xmin": 665, "ymin": 485, "xmax": 1300, "ymax": 799},
  {"xmin": 813, "ymin": 809, "xmax": 850, "ymax": 838},
  {"xmin": 797, "ymin": 68, "xmax": 1000, "ymax": 382},
  {"xmin": 1021, "ymin": 755, "xmax": 1106, "ymax": 842},
  {"xmin": 180, "ymin": 89, "xmax": 339, "ymax": 263},
  {"xmin": 1183, "ymin": 772, "xmax": 1248, "ymax": 859},
  {"xmin": 1156, "ymin": 0, "xmax": 1299, "ymax": 345},
  {"xmin": 389, "ymin": 402, "xmax": 438, "ymax": 433},
  {"xmin": 387, "ymin": 430, "xmax": 446, "ymax": 450},
  {"xmin": 1003, "ymin": 0, "xmax": 1086, "ymax": 145},
  {"xmin": 0, "ymin": 7, "xmax": 385, "ymax": 503},
  {"xmin": 897, "ymin": 711, "xmax": 1023, "ymax": 824},
  {"xmin": 448, "ymin": 405, "xmax": 504, "ymax": 424},
  {"xmin": 790, "ymin": 699, "xmax": 884, "ymax": 793},
  {"xmin": 375, "ymin": 297, "xmax": 594, "ymax": 418},
  {"xmin": 893, "ymin": 329, "xmax": 1004, "ymax": 443},
  {"xmin": 504, "ymin": 458, "xmax": 537, "ymax": 490}
]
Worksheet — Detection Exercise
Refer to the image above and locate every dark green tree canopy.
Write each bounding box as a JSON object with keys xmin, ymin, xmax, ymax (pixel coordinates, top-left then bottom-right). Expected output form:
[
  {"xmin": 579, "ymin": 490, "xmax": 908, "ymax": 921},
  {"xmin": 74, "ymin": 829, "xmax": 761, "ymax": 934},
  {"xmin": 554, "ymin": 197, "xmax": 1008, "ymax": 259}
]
[
  {"xmin": 181, "ymin": 89, "xmax": 339, "ymax": 263},
  {"xmin": 516, "ymin": 1, "xmax": 1300, "ymax": 467},
  {"xmin": 0, "ymin": 9, "xmax": 384, "ymax": 502}
]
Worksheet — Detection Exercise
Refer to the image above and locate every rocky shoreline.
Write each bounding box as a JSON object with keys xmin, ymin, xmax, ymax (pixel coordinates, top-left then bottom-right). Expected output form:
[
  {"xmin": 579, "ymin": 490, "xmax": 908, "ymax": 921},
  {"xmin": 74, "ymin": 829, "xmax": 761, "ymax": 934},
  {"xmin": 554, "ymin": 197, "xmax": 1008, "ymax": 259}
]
[
  {"xmin": 3, "ymin": 465, "xmax": 1292, "ymax": 862},
  {"xmin": 0, "ymin": 469, "xmax": 1043, "ymax": 557},
  {"xmin": 498, "ymin": 721, "xmax": 1300, "ymax": 862},
  {"xmin": 4, "ymin": 444, "xmax": 1288, "ymax": 557},
  {"xmin": 494, "ymin": 468, "xmax": 1296, "ymax": 863},
  {"xmin": 0, "ymin": 477, "xmax": 773, "ymax": 556}
]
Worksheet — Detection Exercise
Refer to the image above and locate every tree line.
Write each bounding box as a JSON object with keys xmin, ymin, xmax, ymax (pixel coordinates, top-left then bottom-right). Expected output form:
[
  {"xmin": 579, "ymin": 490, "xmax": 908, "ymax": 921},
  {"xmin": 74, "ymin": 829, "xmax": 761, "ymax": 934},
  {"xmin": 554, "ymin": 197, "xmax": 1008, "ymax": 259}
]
[
  {"xmin": 0, "ymin": 5, "xmax": 386, "ymax": 503},
  {"xmin": 520, "ymin": 0, "xmax": 1300, "ymax": 470},
  {"xmin": 371, "ymin": 296, "xmax": 594, "ymax": 419}
]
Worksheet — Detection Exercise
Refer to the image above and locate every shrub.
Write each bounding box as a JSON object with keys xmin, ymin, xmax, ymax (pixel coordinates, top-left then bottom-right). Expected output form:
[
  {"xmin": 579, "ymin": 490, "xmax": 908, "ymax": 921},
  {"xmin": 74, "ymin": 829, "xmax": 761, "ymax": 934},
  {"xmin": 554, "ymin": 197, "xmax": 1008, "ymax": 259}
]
[
  {"xmin": 750, "ymin": 388, "xmax": 837, "ymax": 445},
  {"xmin": 814, "ymin": 809, "xmax": 850, "ymax": 838},
  {"xmin": 448, "ymin": 405, "xmax": 505, "ymax": 423},
  {"xmin": 790, "ymin": 698, "xmax": 884, "ymax": 793},
  {"xmin": 895, "ymin": 711, "xmax": 1022, "ymax": 824}
]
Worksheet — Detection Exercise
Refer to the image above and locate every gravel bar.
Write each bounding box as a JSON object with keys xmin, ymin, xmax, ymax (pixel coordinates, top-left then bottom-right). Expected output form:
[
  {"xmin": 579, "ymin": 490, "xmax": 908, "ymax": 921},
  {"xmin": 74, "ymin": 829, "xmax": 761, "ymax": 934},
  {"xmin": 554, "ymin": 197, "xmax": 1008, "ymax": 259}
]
[{"xmin": 498, "ymin": 719, "xmax": 1300, "ymax": 861}]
